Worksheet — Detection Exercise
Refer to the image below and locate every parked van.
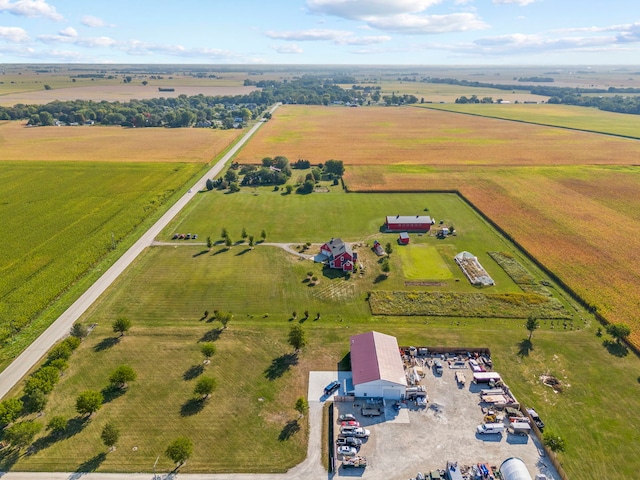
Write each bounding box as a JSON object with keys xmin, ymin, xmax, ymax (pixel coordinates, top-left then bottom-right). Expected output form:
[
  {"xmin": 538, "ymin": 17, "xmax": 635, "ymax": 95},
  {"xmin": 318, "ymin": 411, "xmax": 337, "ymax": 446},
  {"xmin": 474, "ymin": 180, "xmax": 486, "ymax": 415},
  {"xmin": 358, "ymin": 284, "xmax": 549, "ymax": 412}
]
[
  {"xmin": 433, "ymin": 360, "xmax": 444, "ymax": 375},
  {"xmin": 476, "ymin": 423, "xmax": 505, "ymax": 435}
]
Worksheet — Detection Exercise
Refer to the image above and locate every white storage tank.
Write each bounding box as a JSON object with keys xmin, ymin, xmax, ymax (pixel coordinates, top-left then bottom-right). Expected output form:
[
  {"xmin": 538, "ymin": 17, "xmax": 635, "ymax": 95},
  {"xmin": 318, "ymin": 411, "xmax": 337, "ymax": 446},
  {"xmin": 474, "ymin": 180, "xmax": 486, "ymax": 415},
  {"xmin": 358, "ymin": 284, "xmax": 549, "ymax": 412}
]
[{"xmin": 500, "ymin": 457, "xmax": 533, "ymax": 480}]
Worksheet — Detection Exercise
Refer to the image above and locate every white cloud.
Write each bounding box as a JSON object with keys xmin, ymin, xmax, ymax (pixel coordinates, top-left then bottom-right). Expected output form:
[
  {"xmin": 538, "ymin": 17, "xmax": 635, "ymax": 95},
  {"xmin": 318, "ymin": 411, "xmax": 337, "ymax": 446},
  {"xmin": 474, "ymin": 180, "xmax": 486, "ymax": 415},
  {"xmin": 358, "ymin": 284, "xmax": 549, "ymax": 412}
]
[
  {"xmin": 493, "ymin": 0, "xmax": 536, "ymax": 5},
  {"xmin": 81, "ymin": 15, "xmax": 114, "ymax": 28},
  {"xmin": 0, "ymin": 0, "xmax": 63, "ymax": 21},
  {"xmin": 272, "ymin": 44, "xmax": 304, "ymax": 54},
  {"xmin": 367, "ymin": 13, "xmax": 487, "ymax": 34},
  {"xmin": 307, "ymin": 0, "xmax": 441, "ymax": 20},
  {"xmin": 58, "ymin": 26, "xmax": 77, "ymax": 37},
  {"xmin": 0, "ymin": 25, "xmax": 29, "ymax": 42},
  {"xmin": 265, "ymin": 28, "xmax": 391, "ymax": 45}
]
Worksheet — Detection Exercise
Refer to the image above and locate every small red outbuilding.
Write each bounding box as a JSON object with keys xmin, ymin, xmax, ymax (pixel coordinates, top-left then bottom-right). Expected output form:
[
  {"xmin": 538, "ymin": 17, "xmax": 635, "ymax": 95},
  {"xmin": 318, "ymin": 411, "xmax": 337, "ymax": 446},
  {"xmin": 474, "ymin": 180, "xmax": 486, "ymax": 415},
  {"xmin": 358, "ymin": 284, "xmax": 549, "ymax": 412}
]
[{"xmin": 398, "ymin": 232, "xmax": 410, "ymax": 245}]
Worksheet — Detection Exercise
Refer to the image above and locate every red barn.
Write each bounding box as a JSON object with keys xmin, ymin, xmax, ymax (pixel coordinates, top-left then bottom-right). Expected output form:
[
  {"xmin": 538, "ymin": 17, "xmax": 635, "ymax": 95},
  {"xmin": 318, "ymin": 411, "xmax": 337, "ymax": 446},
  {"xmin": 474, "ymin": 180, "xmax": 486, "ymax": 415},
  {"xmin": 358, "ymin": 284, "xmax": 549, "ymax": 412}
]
[
  {"xmin": 398, "ymin": 232, "xmax": 410, "ymax": 245},
  {"xmin": 385, "ymin": 215, "xmax": 432, "ymax": 232},
  {"xmin": 320, "ymin": 238, "xmax": 354, "ymax": 271}
]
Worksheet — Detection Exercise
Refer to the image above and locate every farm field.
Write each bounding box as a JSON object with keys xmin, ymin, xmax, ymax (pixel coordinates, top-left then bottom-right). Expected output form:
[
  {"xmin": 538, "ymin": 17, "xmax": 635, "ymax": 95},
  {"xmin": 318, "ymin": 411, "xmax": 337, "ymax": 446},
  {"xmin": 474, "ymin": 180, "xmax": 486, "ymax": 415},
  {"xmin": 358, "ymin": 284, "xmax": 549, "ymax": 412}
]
[
  {"xmin": 234, "ymin": 105, "xmax": 640, "ymax": 166},
  {"xmin": 0, "ymin": 121, "xmax": 241, "ymax": 163},
  {"xmin": 420, "ymin": 103, "xmax": 640, "ymax": 139},
  {"xmin": 0, "ymin": 161, "xmax": 203, "ymax": 369},
  {"xmin": 2, "ymin": 205, "xmax": 639, "ymax": 478}
]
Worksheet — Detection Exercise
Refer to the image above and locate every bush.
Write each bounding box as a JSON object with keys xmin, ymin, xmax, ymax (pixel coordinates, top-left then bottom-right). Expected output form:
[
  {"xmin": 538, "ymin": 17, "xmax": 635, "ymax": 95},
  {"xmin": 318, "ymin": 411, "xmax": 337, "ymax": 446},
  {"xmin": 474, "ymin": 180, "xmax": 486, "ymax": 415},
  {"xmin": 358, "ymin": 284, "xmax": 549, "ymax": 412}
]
[
  {"xmin": 0, "ymin": 398, "xmax": 23, "ymax": 426},
  {"xmin": 47, "ymin": 343, "xmax": 72, "ymax": 362},
  {"xmin": 48, "ymin": 358, "xmax": 68, "ymax": 372},
  {"xmin": 23, "ymin": 389, "xmax": 48, "ymax": 414},
  {"xmin": 4, "ymin": 421, "xmax": 42, "ymax": 449},
  {"xmin": 63, "ymin": 335, "xmax": 81, "ymax": 351},
  {"xmin": 70, "ymin": 322, "xmax": 88, "ymax": 339},
  {"xmin": 46, "ymin": 415, "xmax": 67, "ymax": 436}
]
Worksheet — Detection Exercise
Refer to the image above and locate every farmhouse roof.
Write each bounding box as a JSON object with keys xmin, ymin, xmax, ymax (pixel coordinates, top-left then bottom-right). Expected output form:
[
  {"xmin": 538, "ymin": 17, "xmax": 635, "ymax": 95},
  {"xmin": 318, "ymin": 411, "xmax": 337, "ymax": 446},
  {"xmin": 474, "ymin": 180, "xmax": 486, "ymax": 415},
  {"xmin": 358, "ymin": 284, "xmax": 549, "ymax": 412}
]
[
  {"xmin": 386, "ymin": 215, "xmax": 432, "ymax": 224},
  {"xmin": 350, "ymin": 331, "xmax": 407, "ymax": 387},
  {"xmin": 325, "ymin": 238, "xmax": 352, "ymax": 257}
]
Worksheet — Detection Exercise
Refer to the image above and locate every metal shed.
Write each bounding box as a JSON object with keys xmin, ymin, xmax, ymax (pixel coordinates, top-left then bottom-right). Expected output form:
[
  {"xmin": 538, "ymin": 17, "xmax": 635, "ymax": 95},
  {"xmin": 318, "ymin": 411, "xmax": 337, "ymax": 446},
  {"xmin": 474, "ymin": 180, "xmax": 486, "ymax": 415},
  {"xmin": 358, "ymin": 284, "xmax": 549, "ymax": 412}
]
[{"xmin": 500, "ymin": 457, "xmax": 532, "ymax": 480}]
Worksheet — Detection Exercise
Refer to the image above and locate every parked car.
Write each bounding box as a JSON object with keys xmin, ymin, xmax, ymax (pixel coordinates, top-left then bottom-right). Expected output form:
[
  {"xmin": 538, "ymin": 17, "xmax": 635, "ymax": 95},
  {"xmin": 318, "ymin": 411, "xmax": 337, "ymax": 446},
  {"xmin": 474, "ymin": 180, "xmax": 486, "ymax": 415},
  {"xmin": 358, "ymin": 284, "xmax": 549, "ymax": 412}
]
[
  {"xmin": 185, "ymin": 233, "xmax": 191, "ymax": 239},
  {"xmin": 172, "ymin": 233, "xmax": 179, "ymax": 239},
  {"xmin": 433, "ymin": 360, "xmax": 444, "ymax": 375},
  {"xmin": 192, "ymin": 234, "xmax": 198, "ymax": 240},
  {"xmin": 337, "ymin": 446, "xmax": 358, "ymax": 456},
  {"xmin": 527, "ymin": 408, "xmax": 545, "ymax": 431},
  {"xmin": 178, "ymin": 234, "xmax": 185, "ymax": 239},
  {"xmin": 342, "ymin": 427, "xmax": 370, "ymax": 438},
  {"xmin": 324, "ymin": 380, "xmax": 340, "ymax": 395},
  {"xmin": 336, "ymin": 436, "xmax": 362, "ymax": 447},
  {"xmin": 341, "ymin": 420, "xmax": 360, "ymax": 427},
  {"xmin": 476, "ymin": 423, "xmax": 505, "ymax": 435},
  {"xmin": 338, "ymin": 413, "xmax": 356, "ymax": 422}
]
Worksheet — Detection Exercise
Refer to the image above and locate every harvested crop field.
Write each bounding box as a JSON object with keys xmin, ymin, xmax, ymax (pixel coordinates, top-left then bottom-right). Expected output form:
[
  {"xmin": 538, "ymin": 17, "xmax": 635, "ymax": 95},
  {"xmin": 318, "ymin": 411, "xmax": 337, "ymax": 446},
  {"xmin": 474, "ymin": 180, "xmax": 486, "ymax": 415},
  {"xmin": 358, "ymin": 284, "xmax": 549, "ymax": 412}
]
[
  {"xmin": 0, "ymin": 121, "xmax": 241, "ymax": 163},
  {"xmin": 0, "ymin": 85, "xmax": 258, "ymax": 106},
  {"xmin": 236, "ymin": 105, "xmax": 640, "ymax": 166}
]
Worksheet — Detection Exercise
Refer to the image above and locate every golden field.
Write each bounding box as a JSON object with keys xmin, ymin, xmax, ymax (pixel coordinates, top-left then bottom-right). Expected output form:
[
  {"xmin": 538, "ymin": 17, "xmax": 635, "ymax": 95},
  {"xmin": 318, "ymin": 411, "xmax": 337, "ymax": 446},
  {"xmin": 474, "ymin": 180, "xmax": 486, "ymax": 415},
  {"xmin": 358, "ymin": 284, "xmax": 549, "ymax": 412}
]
[
  {"xmin": 242, "ymin": 105, "xmax": 640, "ymax": 347},
  {"xmin": 236, "ymin": 105, "xmax": 640, "ymax": 166},
  {"xmin": 0, "ymin": 121, "xmax": 241, "ymax": 163}
]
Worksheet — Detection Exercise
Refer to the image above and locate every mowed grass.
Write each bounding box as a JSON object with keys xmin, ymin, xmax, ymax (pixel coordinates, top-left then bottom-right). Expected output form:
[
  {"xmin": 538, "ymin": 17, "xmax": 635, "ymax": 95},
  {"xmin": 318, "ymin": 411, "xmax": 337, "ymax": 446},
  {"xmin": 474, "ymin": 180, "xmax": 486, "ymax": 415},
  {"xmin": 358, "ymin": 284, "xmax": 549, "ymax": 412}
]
[
  {"xmin": 0, "ymin": 121, "xmax": 241, "ymax": 163},
  {"xmin": 235, "ymin": 105, "xmax": 640, "ymax": 166},
  {"xmin": 397, "ymin": 244, "xmax": 453, "ymax": 280},
  {"xmin": 420, "ymin": 103, "xmax": 640, "ymax": 139},
  {"xmin": 4, "ymin": 239, "xmax": 640, "ymax": 478},
  {"xmin": 0, "ymin": 161, "xmax": 203, "ymax": 368}
]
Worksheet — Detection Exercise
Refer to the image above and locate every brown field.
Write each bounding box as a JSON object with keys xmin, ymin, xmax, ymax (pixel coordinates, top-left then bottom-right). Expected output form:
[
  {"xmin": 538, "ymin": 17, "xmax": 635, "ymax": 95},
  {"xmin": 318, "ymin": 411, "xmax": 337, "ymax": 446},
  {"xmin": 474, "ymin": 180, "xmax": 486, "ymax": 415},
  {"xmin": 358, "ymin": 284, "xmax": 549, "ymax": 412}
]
[
  {"xmin": 241, "ymin": 105, "xmax": 640, "ymax": 347},
  {"xmin": 0, "ymin": 121, "xmax": 241, "ymax": 163},
  {"xmin": 235, "ymin": 105, "xmax": 640, "ymax": 166},
  {"xmin": 0, "ymin": 85, "xmax": 258, "ymax": 106}
]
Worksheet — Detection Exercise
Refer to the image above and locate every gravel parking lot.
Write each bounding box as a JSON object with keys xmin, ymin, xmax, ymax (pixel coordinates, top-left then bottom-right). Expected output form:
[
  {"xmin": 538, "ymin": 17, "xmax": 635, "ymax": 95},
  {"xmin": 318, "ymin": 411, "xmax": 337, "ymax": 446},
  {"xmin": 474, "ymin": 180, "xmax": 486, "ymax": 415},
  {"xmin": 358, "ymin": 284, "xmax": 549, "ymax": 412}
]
[{"xmin": 331, "ymin": 358, "xmax": 560, "ymax": 480}]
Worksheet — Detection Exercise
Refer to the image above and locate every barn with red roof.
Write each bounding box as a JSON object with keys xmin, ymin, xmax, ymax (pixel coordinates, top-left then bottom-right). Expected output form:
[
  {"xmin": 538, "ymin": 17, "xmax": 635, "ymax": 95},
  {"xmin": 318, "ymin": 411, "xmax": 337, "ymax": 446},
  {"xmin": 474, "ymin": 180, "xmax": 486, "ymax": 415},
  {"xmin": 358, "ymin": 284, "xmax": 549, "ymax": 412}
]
[{"xmin": 350, "ymin": 331, "xmax": 407, "ymax": 400}]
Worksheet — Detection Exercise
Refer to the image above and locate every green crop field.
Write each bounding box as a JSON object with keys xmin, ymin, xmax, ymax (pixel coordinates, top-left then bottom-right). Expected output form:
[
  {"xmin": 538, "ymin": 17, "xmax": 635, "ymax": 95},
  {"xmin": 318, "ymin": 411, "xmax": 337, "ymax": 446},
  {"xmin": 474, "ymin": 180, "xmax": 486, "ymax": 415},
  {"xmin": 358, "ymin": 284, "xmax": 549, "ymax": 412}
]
[
  {"xmin": 397, "ymin": 244, "xmax": 453, "ymax": 280},
  {"xmin": 419, "ymin": 103, "xmax": 640, "ymax": 139},
  {"xmin": 0, "ymin": 161, "xmax": 203, "ymax": 369}
]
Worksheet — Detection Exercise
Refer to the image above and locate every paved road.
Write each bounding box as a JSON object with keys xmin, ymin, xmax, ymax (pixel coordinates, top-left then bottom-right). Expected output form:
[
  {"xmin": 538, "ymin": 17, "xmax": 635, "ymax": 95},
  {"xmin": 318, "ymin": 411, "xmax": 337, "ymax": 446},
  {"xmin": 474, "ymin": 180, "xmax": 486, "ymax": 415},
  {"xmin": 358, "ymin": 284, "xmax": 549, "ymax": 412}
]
[{"xmin": 0, "ymin": 104, "xmax": 281, "ymax": 401}]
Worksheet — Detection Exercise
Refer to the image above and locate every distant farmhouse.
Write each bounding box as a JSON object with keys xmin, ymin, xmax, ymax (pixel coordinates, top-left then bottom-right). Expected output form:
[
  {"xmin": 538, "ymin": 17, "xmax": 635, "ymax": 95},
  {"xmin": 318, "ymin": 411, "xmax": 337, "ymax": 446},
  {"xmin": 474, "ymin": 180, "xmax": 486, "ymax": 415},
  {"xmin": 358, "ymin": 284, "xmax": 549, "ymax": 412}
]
[
  {"xmin": 319, "ymin": 238, "xmax": 356, "ymax": 272},
  {"xmin": 385, "ymin": 215, "xmax": 432, "ymax": 232}
]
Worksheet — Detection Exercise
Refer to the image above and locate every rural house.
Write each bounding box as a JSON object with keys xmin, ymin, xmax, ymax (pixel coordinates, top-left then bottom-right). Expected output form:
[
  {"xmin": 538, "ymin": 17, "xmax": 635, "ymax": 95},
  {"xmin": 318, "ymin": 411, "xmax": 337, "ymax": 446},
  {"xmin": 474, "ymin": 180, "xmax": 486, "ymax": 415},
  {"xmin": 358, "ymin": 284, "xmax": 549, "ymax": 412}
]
[
  {"xmin": 385, "ymin": 215, "xmax": 432, "ymax": 232},
  {"xmin": 319, "ymin": 238, "xmax": 356, "ymax": 272},
  {"xmin": 350, "ymin": 331, "xmax": 407, "ymax": 400}
]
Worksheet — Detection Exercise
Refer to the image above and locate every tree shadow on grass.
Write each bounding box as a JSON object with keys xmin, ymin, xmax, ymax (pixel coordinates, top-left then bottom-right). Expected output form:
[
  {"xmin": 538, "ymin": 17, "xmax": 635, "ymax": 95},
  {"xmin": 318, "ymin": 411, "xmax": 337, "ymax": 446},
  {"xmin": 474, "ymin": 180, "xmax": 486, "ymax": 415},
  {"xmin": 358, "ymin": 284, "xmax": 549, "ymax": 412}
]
[
  {"xmin": 0, "ymin": 448, "xmax": 21, "ymax": 471},
  {"xmin": 373, "ymin": 274, "xmax": 388, "ymax": 284},
  {"xmin": 200, "ymin": 328, "xmax": 223, "ymax": 343},
  {"xmin": 93, "ymin": 336, "xmax": 120, "ymax": 352},
  {"xmin": 211, "ymin": 248, "xmax": 229, "ymax": 256},
  {"xmin": 264, "ymin": 353, "xmax": 298, "ymax": 381},
  {"xmin": 75, "ymin": 452, "xmax": 107, "ymax": 473},
  {"xmin": 180, "ymin": 398, "xmax": 205, "ymax": 417},
  {"xmin": 235, "ymin": 248, "xmax": 251, "ymax": 256},
  {"xmin": 517, "ymin": 339, "xmax": 533, "ymax": 357},
  {"xmin": 278, "ymin": 419, "xmax": 300, "ymax": 441},
  {"xmin": 603, "ymin": 339, "xmax": 628, "ymax": 357},
  {"xmin": 192, "ymin": 250, "xmax": 210, "ymax": 258},
  {"xmin": 101, "ymin": 385, "xmax": 126, "ymax": 404},
  {"xmin": 183, "ymin": 364, "xmax": 204, "ymax": 381}
]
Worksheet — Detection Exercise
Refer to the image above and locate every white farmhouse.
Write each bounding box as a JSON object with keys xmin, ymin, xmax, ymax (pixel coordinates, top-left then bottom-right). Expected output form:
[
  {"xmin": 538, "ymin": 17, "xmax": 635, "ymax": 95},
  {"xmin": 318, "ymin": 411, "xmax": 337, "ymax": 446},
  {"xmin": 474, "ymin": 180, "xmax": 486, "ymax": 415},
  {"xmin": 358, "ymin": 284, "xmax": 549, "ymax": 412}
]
[{"xmin": 350, "ymin": 331, "xmax": 407, "ymax": 400}]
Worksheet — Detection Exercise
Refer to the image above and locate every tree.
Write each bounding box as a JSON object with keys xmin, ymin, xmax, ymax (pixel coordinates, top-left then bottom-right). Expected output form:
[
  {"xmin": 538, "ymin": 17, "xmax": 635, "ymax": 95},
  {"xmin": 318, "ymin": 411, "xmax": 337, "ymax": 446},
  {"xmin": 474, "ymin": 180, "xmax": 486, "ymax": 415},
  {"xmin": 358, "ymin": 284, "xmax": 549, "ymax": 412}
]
[
  {"xmin": 248, "ymin": 235, "xmax": 255, "ymax": 248},
  {"xmin": 385, "ymin": 242, "xmax": 393, "ymax": 254},
  {"xmin": 285, "ymin": 184, "xmax": 294, "ymax": 194},
  {"xmin": 543, "ymin": 431, "xmax": 567, "ymax": 453},
  {"xmin": 70, "ymin": 322, "xmax": 88, "ymax": 339},
  {"xmin": 241, "ymin": 227, "xmax": 248, "ymax": 240},
  {"xmin": 75, "ymin": 390, "xmax": 103, "ymax": 417},
  {"xmin": 165, "ymin": 437, "xmax": 193, "ymax": 466},
  {"xmin": 216, "ymin": 311, "xmax": 232, "ymax": 329},
  {"xmin": 44, "ymin": 84, "xmax": 52, "ymax": 90},
  {"xmin": 109, "ymin": 365, "xmax": 137, "ymax": 389},
  {"xmin": 141, "ymin": 80, "xmax": 148, "ymax": 86},
  {"xmin": 381, "ymin": 257, "xmax": 391, "ymax": 274},
  {"xmin": 112, "ymin": 317, "xmax": 132, "ymax": 336},
  {"xmin": 63, "ymin": 335, "xmax": 81, "ymax": 351},
  {"xmin": 4, "ymin": 421, "xmax": 42, "ymax": 449},
  {"xmin": 0, "ymin": 398, "xmax": 23, "ymax": 426},
  {"xmin": 288, "ymin": 325, "xmax": 307, "ymax": 352},
  {"xmin": 46, "ymin": 415, "xmax": 67, "ymax": 436},
  {"xmin": 47, "ymin": 343, "xmax": 72, "ymax": 362},
  {"xmin": 323, "ymin": 159, "xmax": 345, "ymax": 177},
  {"xmin": 194, "ymin": 376, "xmax": 217, "ymax": 399},
  {"xmin": 221, "ymin": 227, "xmax": 228, "ymax": 239},
  {"xmin": 224, "ymin": 169, "xmax": 238, "ymax": 183},
  {"xmin": 200, "ymin": 342, "xmax": 216, "ymax": 362},
  {"xmin": 23, "ymin": 389, "xmax": 48, "ymax": 414},
  {"xmin": 224, "ymin": 236, "xmax": 232, "ymax": 247},
  {"xmin": 229, "ymin": 181, "xmax": 240, "ymax": 193},
  {"xmin": 526, "ymin": 315, "xmax": 539, "ymax": 341},
  {"xmin": 606, "ymin": 323, "xmax": 631, "ymax": 344},
  {"xmin": 261, "ymin": 229, "xmax": 267, "ymax": 241},
  {"xmin": 205, "ymin": 178, "xmax": 214, "ymax": 191},
  {"xmin": 295, "ymin": 397, "xmax": 309, "ymax": 417},
  {"xmin": 101, "ymin": 421, "xmax": 120, "ymax": 450}
]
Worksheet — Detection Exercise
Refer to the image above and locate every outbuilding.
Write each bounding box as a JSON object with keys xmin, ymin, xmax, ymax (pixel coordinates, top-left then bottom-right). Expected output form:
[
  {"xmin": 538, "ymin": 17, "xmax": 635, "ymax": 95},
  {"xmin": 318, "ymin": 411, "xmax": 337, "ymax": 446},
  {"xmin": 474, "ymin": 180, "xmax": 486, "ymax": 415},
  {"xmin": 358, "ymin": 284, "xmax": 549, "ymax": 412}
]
[
  {"xmin": 398, "ymin": 232, "xmax": 410, "ymax": 245},
  {"xmin": 350, "ymin": 331, "xmax": 407, "ymax": 400},
  {"xmin": 499, "ymin": 457, "xmax": 533, "ymax": 480},
  {"xmin": 385, "ymin": 215, "xmax": 432, "ymax": 232}
]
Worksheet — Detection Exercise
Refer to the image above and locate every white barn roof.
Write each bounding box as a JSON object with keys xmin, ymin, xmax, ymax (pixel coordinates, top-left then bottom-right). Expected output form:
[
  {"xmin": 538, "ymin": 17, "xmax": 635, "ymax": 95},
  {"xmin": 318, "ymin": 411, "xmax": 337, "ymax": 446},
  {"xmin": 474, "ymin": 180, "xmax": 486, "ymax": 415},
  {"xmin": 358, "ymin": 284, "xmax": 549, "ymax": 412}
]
[
  {"xmin": 350, "ymin": 331, "xmax": 407, "ymax": 387},
  {"xmin": 386, "ymin": 215, "xmax": 432, "ymax": 224}
]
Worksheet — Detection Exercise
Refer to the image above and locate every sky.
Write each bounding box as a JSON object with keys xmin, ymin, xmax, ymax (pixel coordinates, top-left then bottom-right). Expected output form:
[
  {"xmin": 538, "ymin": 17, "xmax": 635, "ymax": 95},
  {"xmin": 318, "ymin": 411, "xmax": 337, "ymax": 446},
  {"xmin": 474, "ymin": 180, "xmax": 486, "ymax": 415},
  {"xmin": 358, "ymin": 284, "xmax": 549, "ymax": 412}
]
[{"xmin": 1, "ymin": 0, "xmax": 640, "ymax": 65}]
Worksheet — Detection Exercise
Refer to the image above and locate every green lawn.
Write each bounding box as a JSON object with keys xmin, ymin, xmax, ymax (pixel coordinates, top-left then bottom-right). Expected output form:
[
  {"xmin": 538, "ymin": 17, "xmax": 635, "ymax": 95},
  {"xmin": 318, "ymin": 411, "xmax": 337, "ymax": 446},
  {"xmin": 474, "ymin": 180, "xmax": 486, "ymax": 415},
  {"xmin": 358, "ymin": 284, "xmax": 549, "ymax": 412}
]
[
  {"xmin": 2, "ymin": 191, "xmax": 639, "ymax": 479},
  {"xmin": 397, "ymin": 244, "xmax": 453, "ymax": 280},
  {"xmin": 418, "ymin": 103, "xmax": 640, "ymax": 139},
  {"xmin": 0, "ymin": 161, "xmax": 203, "ymax": 369}
]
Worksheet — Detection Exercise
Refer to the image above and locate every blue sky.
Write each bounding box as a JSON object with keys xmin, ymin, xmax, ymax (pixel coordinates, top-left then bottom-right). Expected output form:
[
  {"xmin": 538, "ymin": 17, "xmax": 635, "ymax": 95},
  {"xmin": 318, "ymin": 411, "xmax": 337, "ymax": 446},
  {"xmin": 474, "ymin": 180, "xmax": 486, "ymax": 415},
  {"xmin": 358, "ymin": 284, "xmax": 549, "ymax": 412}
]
[{"xmin": 1, "ymin": 0, "xmax": 640, "ymax": 64}]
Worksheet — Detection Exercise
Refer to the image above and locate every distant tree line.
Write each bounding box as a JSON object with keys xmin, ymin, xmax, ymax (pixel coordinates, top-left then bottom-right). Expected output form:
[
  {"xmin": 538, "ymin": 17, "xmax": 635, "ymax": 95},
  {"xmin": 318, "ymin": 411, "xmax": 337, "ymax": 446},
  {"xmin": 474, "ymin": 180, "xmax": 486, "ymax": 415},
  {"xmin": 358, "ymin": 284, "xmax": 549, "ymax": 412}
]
[
  {"xmin": 0, "ymin": 76, "xmax": 364, "ymax": 126},
  {"xmin": 423, "ymin": 77, "xmax": 640, "ymax": 116}
]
